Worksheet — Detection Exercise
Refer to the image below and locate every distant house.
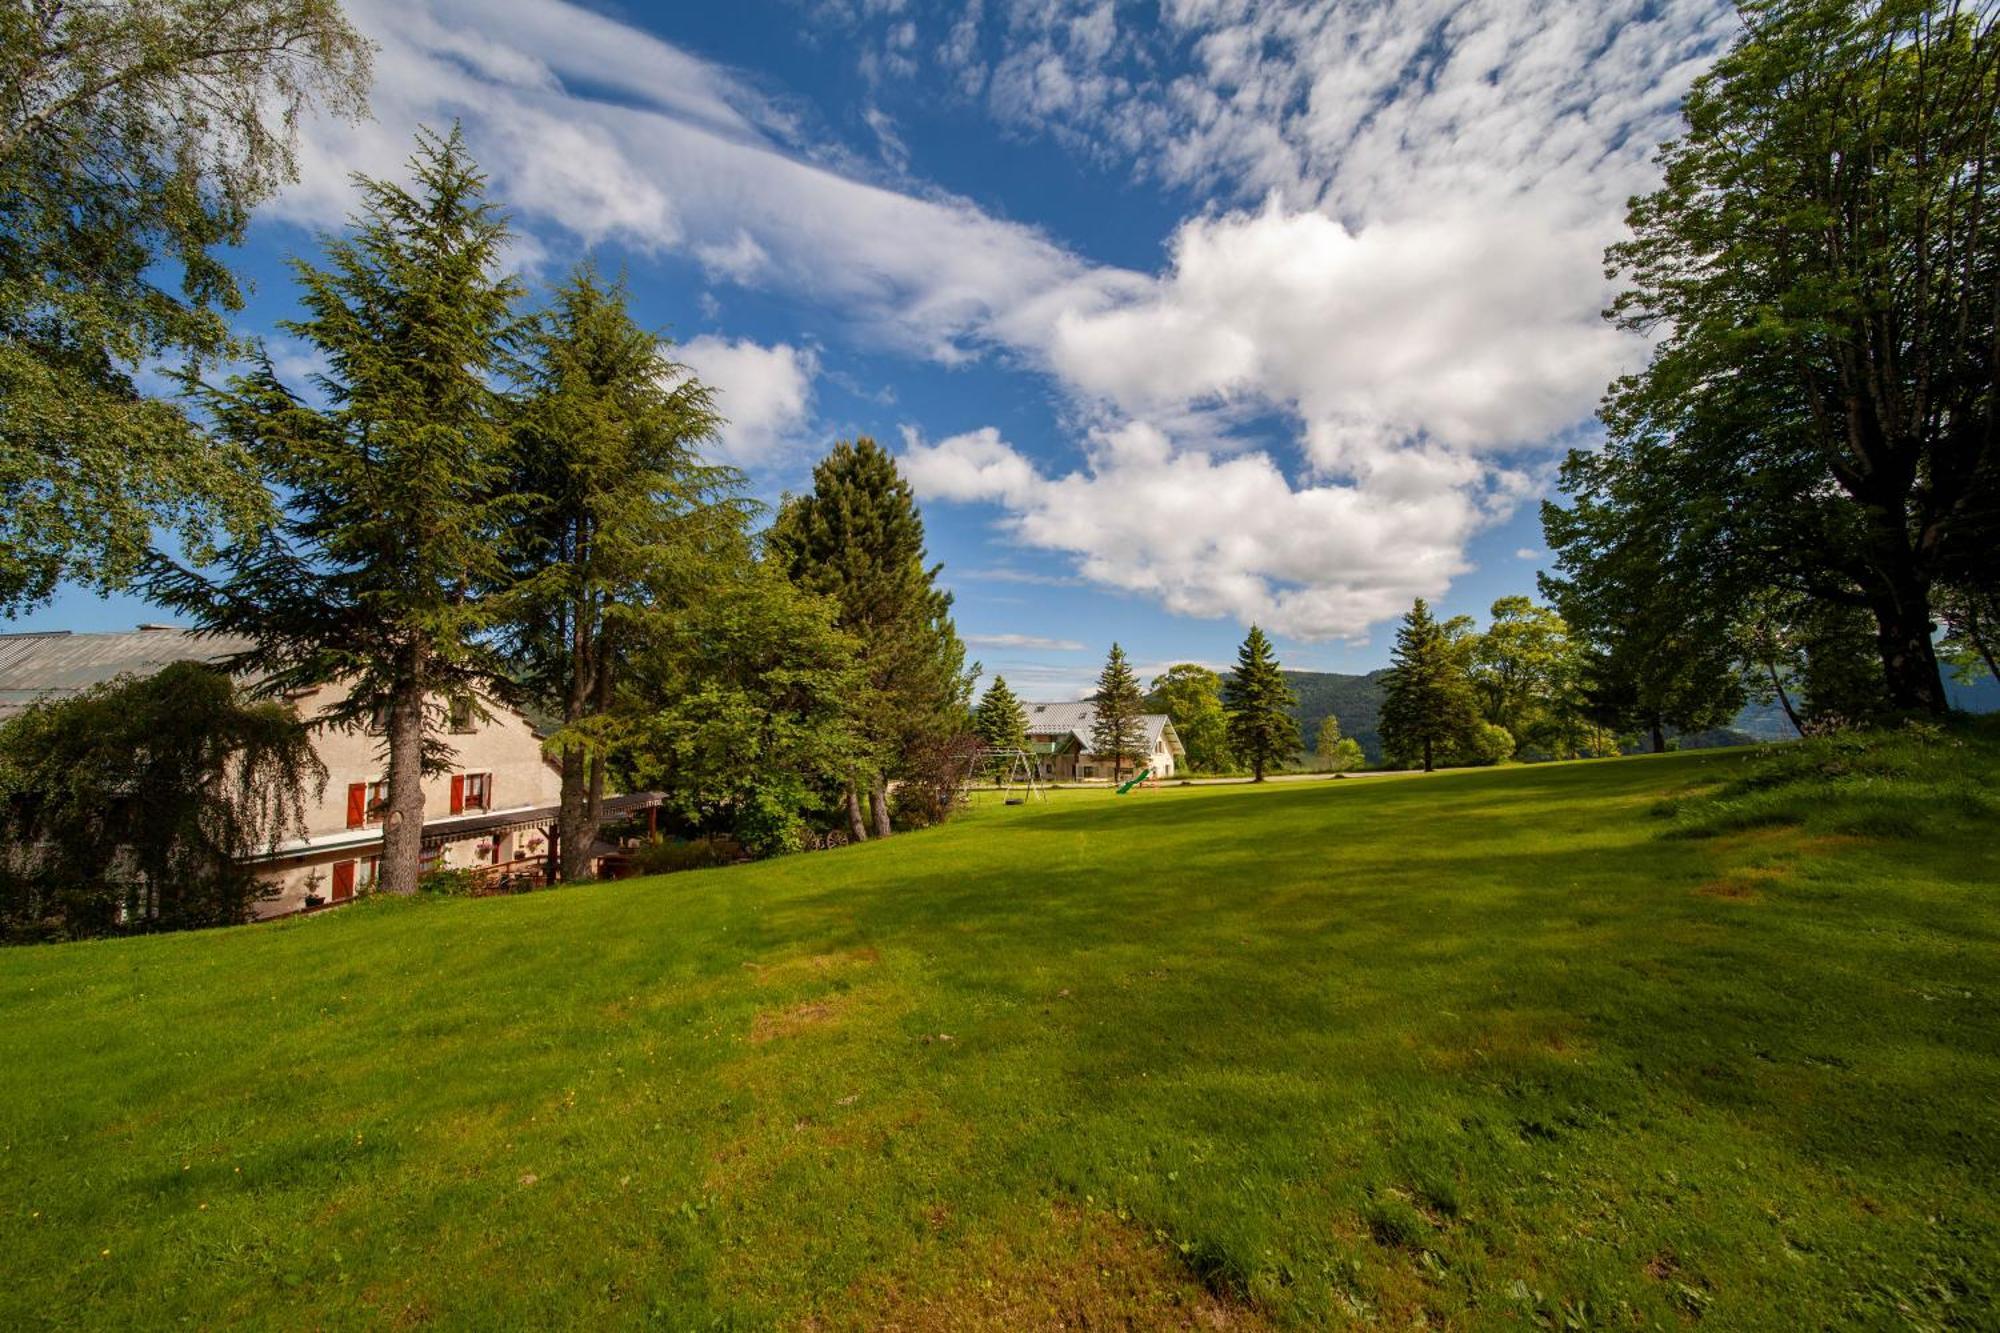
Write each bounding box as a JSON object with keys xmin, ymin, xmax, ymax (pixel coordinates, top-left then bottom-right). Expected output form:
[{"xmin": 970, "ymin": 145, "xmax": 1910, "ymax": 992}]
[
  {"xmin": 0, "ymin": 628, "xmax": 659, "ymax": 916},
  {"xmin": 1023, "ymin": 700, "xmax": 1184, "ymax": 780}
]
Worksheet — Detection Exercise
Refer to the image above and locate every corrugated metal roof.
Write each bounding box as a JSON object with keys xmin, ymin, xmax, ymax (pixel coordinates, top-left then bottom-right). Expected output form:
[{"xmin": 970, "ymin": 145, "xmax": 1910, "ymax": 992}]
[
  {"xmin": 0, "ymin": 628, "xmax": 254, "ymax": 719},
  {"xmin": 1023, "ymin": 700, "xmax": 1180, "ymax": 755}
]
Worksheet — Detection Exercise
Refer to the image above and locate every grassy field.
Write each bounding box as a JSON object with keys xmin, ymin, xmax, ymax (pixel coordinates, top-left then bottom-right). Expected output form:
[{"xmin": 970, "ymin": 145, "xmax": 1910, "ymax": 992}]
[{"xmin": 2, "ymin": 738, "xmax": 1996, "ymax": 1329}]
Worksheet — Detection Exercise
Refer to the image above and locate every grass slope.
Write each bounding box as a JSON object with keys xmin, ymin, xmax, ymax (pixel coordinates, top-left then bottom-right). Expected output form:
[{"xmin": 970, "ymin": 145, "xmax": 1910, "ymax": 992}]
[{"xmin": 2, "ymin": 747, "xmax": 1996, "ymax": 1329}]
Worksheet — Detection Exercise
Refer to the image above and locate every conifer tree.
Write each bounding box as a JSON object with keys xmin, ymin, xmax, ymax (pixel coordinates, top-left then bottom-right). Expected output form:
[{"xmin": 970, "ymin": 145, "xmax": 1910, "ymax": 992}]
[
  {"xmin": 1224, "ymin": 625, "xmax": 1299, "ymax": 782},
  {"xmin": 1380, "ymin": 599, "xmax": 1482, "ymax": 772},
  {"xmin": 769, "ymin": 437, "xmax": 970, "ymax": 839},
  {"xmin": 974, "ymin": 675, "xmax": 1029, "ymax": 754},
  {"xmin": 502, "ymin": 264, "xmax": 738, "ymax": 882},
  {"xmin": 144, "ymin": 126, "xmax": 520, "ymax": 895},
  {"xmin": 1089, "ymin": 644, "xmax": 1147, "ymax": 782}
]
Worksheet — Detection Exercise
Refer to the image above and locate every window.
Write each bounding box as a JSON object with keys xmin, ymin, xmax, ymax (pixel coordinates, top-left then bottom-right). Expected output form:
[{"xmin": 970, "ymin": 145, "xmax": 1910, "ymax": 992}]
[
  {"xmin": 366, "ymin": 780, "xmax": 390, "ymax": 823},
  {"xmin": 447, "ymin": 697, "xmax": 477, "ymax": 734},
  {"xmin": 463, "ymin": 772, "xmax": 489, "ymax": 810},
  {"xmin": 358, "ymin": 857, "xmax": 380, "ymax": 888}
]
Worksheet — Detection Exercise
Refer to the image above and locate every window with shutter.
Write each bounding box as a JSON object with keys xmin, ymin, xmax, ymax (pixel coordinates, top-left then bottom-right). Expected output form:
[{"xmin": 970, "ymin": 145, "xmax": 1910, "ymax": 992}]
[
  {"xmin": 450, "ymin": 774, "xmax": 465, "ymax": 814},
  {"xmin": 346, "ymin": 784, "xmax": 366, "ymax": 829}
]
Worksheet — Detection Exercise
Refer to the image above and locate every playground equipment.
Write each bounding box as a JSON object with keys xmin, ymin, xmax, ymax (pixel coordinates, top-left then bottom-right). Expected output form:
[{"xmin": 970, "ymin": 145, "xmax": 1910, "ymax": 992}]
[
  {"xmin": 1116, "ymin": 767, "xmax": 1154, "ymax": 795},
  {"xmin": 961, "ymin": 747, "xmax": 1048, "ymax": 805}
]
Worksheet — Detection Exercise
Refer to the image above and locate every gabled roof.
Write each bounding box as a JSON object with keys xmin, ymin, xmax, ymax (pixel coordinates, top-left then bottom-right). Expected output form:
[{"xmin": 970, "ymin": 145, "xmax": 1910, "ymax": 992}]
[
  {"xmin": 0, "ymin": 628, "xmax": 253, "ymax": 720},
  {"xmin": 1023, "ymin": 700, "xmax": 1184, "ymax": 757}
]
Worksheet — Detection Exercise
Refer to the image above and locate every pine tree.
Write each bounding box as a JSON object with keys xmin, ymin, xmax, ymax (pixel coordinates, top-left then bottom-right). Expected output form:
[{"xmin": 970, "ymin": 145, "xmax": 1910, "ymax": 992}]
[
  {"xmin": 1224, "ymin": 625, "xmax": 1299, "ymax": 782},
  {"xmin": 144, "ymin": 126, "xmax": 520, "ymax": 895},
  {"xmin": 502, "ymin": 264, "xmax": 738, "ymax": 882},
  {"xmin": 974, "ymin": 676, "xmax": 1028, "ymax": 753},
  {"xmin": 1380, "ymin": 599, "xmax": 1482, "ymax": 772},
  {"xmin": 769, "ymin": 437, "xmax": 970, "ymax": 839},
  {"xmin": 1090, "ymin": 644, "xmax": 1147, "ymax": 782}
]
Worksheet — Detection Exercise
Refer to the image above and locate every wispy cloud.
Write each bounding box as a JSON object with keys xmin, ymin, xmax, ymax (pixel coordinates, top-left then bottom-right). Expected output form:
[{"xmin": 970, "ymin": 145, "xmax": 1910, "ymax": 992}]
[{"xmin": 964, "ymin": 632, "xmax": 1086, "ymax": 651}]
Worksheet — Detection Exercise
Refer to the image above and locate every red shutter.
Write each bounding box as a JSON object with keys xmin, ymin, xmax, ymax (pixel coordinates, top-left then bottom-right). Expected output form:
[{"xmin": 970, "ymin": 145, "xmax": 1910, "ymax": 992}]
[
  {"xmin": 346, "ymin": 783, "xmax": 366, "ymax": 829},
  {"xmin": 450, "ymin": 774, "xmax": 464, "ymax": 814},
  {"xmin": 331, "ymin": 861, "xmax": 356, "ymax": 902}
]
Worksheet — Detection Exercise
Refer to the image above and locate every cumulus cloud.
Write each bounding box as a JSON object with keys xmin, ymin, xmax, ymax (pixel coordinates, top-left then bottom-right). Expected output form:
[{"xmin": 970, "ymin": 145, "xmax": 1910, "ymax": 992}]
[
  {"xmin": 269, "ymin": 0, "xmax": 1726, "ymax": 639},
  {"xmin": 677, "ymin": 337, "xmax": 819, "ymax": 465},
  {"xmin": 902, "ymin": 422, "xmax": 1526, "ymax": 640}
]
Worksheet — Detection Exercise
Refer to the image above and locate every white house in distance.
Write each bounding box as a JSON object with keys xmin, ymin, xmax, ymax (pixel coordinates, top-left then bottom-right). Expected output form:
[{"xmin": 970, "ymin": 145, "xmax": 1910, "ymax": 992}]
[
  {"xmin": 0, "ymin": 628, "xmax": 660, "ymax": 917},
  {"xmin": 1023, "ymin": 700, "xmax": 1184, "ymax": 780}
]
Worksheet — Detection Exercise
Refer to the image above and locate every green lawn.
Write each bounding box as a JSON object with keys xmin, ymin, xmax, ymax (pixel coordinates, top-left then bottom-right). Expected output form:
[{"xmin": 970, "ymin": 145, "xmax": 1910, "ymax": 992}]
[{"xmin": 2, "ymin": 748, "xmax": 1996, "ymax": 1329}]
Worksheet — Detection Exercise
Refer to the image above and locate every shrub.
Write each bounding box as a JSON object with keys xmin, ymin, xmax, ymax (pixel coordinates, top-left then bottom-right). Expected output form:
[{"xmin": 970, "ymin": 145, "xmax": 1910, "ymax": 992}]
[
  {"xmin": 416, "ymin": 867, "xmax": 482, "ymax": 897},
  {"xmin": 632, "ymin": 836, "xmax": 743, "ymax": 876}
]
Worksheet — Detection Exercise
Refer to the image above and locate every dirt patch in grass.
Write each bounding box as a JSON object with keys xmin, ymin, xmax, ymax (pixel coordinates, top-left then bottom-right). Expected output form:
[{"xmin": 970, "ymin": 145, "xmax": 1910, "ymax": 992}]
[
  {"xmin": 745, "ymin": 947, "xmax": 881, "ymax": 989},
  {"xmin": 751, "ymin": 996, "xmax": 850, "ymax": 1043},
  {"xmin": 1694, "ymin": 878, "xmax": 1764, "ymax": 901},
  {"xmin": 817, "ymin": 1201, "xmax": 1266, "ymax": 1331}
]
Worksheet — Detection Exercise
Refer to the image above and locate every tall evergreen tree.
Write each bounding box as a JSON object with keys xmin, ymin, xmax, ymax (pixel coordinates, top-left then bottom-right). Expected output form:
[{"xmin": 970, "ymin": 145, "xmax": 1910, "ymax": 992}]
[
  {"xmin": 1380, "ymin": 599, "xmax": 1482, "ymax": 772},
  {"xmin": 1224, "ymin": 625, "xmax": 1299, "ymax": 782},
  {"xmin": 502, "ymin": 265, "xmax": 737, "ymax": 882},
  {"xmin": 1090, "ymin": 644, "xmax": 1147, "ymax": 782},
  {"xmin": 974, "ymin": 675, "xmax": 1029, "ymax": 753},
  {"xmin": 769, "ymin": 437, "xmax": 970, "ymax": 839},
  {"xmin": 144, "ymin": 127, "xmax": 520, "ymax": 896}
]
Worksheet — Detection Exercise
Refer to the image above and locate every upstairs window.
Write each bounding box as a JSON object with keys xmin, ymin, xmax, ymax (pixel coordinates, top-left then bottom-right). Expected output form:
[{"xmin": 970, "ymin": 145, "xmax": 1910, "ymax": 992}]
[{"xmin": 447, "ymin": 697, "xmax": 478, "ymax": 734}]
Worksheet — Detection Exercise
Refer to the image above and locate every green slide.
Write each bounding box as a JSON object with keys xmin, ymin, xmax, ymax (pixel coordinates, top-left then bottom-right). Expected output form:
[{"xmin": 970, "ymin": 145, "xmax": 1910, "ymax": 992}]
[{"xmin": 1117, "ymin": 768, "xmax": 1153, "ymax": 795}]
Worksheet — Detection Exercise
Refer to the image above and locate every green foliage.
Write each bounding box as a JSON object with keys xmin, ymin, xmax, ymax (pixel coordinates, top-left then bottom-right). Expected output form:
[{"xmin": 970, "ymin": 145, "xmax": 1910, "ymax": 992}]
[
  {"xmin": 769, "ymin": 438, "xmax": 971, "ymax": 825},
  {"xmin": 1576, "ymin": 0, "xmax": 2000, "ymax": 714},
  {"xmin": 1459, "ymin": 721, "xmax": 1516, "ymax": 768},
  {"xmin": 1327, "ymin": 737, "xmax": 1366, "ymax": 773},
  {"xmin": 500, "ymin": 263, "xmax": 739, "ymax": 879},
  {"xmin": 623, "ymin": 555, "xmax": 860, "ymax": 857},
  {"xmin": 1936, "ymin": 586, "xmax": 2000, "ymax": 686},
  {"xmin": 973, "ymin": 675, "xmax": 1028, "ymax": 754},
  {"xmin": 631, "ymin": 836, "xmax": 743, "ymax": 876},
  {"xmin": 0, "ymin": 0, "xmax": 371, "ymax": 612},
  {"xmin": 1314, "ymin": 715, "xmax": 1344, "ymax": 766},
  {"xmin": 1379, "ymin": 599, "xmax": 1481, "ymax": 772},
  {"xmin": 1468, "ymin": 596, "xmax": 1595, "ymax": 757},
  {"xmin": 0, "ymin": 662, "xmax": 324, "ymax": 941},
  {"xmin": 1282, "ymin": 668, "xmax": 1387, "ymax": 763},
  {"xmin": 1146, "ymin": 664, "xmax": 1232, "ymax": 772},
  {"xmin": 416, "ymin": 868, "xmax": 482, "ymax": 898},
  {"xmin": 1224, "ymin": 625, "xmax": 1298, "ymax": 782},
  {"xmin": 144, "ymin": 126, "xmax": 522, "ymax": 895},
  {"xmin": 1089, "ymin": 643, "xmax": 1147, "ymax": 780}
]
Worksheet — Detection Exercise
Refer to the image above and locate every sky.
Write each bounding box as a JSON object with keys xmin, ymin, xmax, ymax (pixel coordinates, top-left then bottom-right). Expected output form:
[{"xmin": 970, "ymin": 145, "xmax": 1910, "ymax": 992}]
[{"xmin": 14, "ymin": 0, "xmax": 1739, "ymax": 699}]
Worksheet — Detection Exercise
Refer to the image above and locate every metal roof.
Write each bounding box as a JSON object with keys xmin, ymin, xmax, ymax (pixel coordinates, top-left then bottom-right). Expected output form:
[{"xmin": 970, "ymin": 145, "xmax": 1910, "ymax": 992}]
[
  {"xmin": 0, "ymin": 628, "xmax": 254, "ymax": 719},
  {"xmin": 1022, "ymin": 700, "xmax": 1182, "ymax": 756}
]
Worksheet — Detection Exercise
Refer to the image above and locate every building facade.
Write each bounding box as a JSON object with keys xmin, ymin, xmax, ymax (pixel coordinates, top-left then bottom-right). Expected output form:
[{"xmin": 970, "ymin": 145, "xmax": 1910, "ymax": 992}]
[{"xmin": 1023, "ymin": 700, "xmax": 1184, "ymax": 781}]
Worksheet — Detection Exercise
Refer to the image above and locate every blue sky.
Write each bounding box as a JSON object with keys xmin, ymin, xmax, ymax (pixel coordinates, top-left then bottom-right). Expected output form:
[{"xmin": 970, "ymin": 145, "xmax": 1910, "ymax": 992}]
[{"xmin": 15, "ymin": 0, "xmax": 1734, "ymax": 698}]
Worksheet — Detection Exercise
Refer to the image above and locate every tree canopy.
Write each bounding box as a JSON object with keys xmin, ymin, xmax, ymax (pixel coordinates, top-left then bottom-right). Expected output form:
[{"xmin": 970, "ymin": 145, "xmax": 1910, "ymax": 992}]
[
  {"xmin": 1224, "ymin": 625, "xmax": 1299, "ymax": 782},
  {"xmin": 1146, "ymin": 664, "xmax": 1232, "ymax": 772},
  {"xmin": 1557, "ymin": 0, "xmax": 2000, "ymax": 716},
  {"xmin": 0, "ymin": 661, "xmax": 324, "ymax": 940},
  {"xmin": 0, "ymin": 0, "xmax": 372, "ymax": 613},
  {"xmin": 1089, "ymin": 644, "xmax": 1147, "ymax": 782},
  {"xmin": 1380, "ymin": 599, "xmax": 1482, "ymax": 772}
]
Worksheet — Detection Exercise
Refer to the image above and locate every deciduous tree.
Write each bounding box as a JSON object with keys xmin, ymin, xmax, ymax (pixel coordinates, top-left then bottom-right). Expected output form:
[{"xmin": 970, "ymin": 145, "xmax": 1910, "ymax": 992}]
[
  {"xmin": 0, "ymin": 0, "xmax": 372, "ymax": 612},
  {"xmin": 1147, "ymin": 664, "xmax": 1233, "ymax": 772}
]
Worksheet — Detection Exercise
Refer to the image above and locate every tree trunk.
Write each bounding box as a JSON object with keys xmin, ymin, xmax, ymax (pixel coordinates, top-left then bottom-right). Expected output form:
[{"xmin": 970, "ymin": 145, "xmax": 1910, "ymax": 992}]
[
  {"xmin": 557, "ymin": 745, "xmax": 589, "ymax": 883},
  {"xmin": 1650, "ymin": 717, "xmax": 1666, "ymax": 754},
  {"xmin": 869, "ymin": 780, "xmax": 892, "ymax": 839},
  {"xmin": 1858, "ymin": 506, "xmax": 1947, "ymax": 714},
  {"xmin": 1767, "ymin": 660, "xmax": 1804, "ymax": 736},
  {"xmin": 1421, "ymin": 736, "xmax": 1433, "ymax": 773},
  {"xmin": 845, "ymin": 785, "xmax": 868, "ymax": 843},
  {"xmin": 379, "ymin": 675, "xmax": 427, "ymax": 895}
]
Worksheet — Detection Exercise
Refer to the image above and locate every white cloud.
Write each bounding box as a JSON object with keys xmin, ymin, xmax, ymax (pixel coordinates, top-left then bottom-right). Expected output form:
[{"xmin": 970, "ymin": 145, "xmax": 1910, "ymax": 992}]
[
  {"xmin": 902, "ymin": 422, "xmax": 1520, "ymax": 640},
  {"xmin": 267, "ymin": 0, "xmax": 1725, "ymax": 639},
  {"xmin": 1515, "ymin": 547, "xmax": 1544, "ymax": 561},
  {"xmin": 677, "ymin": 337, "xmax": 819, "ymax": 464},
  {"xmin": 964, "ymin": 633, "xmax": 1088, "ymax": 651}
]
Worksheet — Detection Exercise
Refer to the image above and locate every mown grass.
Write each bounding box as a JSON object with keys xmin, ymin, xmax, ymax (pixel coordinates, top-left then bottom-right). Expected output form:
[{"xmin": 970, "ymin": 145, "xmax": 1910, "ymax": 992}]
[{"xmin": 1, "ymin": 733, "xmax": 1996, "ymax": 1329}]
